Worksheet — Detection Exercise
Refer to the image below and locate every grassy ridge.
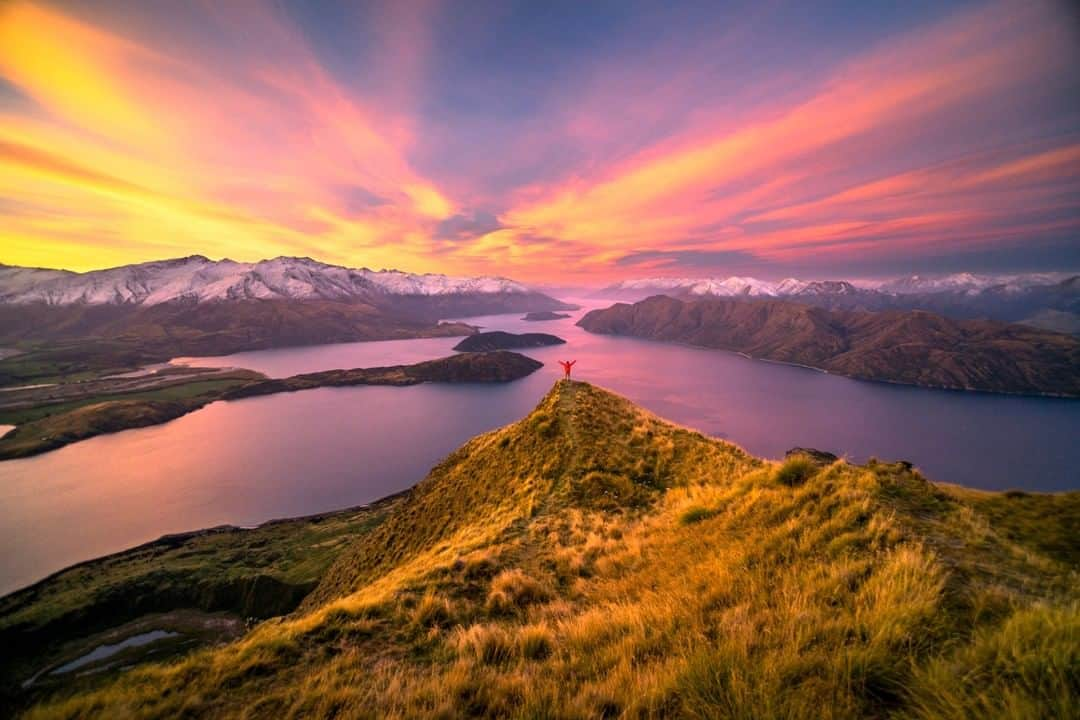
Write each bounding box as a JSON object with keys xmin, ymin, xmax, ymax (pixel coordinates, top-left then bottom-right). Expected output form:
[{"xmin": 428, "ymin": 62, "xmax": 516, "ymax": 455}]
[{"xmin": 13, "ymin": 382, "xmax": 1080, "ymax": 718}]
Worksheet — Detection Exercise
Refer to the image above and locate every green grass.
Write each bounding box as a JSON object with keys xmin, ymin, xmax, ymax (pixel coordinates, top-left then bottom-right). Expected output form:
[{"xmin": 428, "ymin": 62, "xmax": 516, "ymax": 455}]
[
  {"xmin": 939, "ymin": 484, "xmax": 1080, "ymax": 566},
  {"xmin": 9, "ymin": 381, "xmax": 1078, "ymax": 719},
  {"xmin": 0, "ymin": 341, "xmax": 153, "ymax": 388},
  {"xmin": 0, "ymin": 376, "xmax": 255, "ymax": 425}
]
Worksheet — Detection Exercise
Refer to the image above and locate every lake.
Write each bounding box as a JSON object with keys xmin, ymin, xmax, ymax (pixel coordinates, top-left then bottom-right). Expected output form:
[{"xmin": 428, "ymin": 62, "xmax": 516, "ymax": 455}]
[{"xmin": 1, "ymin": 300, "xmax": 1078, "ymax": 594}]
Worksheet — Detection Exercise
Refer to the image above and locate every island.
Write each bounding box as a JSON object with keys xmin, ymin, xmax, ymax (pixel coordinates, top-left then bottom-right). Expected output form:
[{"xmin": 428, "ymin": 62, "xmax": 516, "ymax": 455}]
[
  {"xmin": 522, "ymin": 311, "xmax": 572, "ymax": 321},
  {"xmin": 0, "ymin": 352, "xmax": 543, "ymax": 460},
  {"xmin": 578, "ymin": 295, "xmax": 1080, "ymax": 396},
  {"xmin": 452, "ymin": 330, "xmax": 566, "ymax": 352}
]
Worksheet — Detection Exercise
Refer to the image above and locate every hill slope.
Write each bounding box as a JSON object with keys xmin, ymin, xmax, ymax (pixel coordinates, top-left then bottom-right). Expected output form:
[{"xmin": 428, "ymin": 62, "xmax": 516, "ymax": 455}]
[
  {"xmin": 13, "ymin": 382, "xmax": 1078, "ymax": 718},
  {"xmin": 599, "ymin": 273, "xmax": 1080, "ymax": 331},
  {"xmin": 578, "ymin": 295, "xmax": 1080, "ymax": 396}
]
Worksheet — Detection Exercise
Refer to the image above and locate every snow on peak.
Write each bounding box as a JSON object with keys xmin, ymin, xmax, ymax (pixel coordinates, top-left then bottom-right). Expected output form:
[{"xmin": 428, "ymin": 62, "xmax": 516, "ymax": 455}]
[
  {"xmin": 607, "ymin": 272, "xmax": 1071, "ymax": 299},
  {"xmin": 608, "ymin": 276, "xmax": 783, "ymax": 297},
  {"xmin": 607, "ymin": 276, "xmax": 819, "ymax": 298},
  {"xmin": 0, "ymin": 256, "xmax": 538, "ymax": 306},
  {"xmin": 877, "ymin": 272, "xmax": 1069, "ymax": 295}
]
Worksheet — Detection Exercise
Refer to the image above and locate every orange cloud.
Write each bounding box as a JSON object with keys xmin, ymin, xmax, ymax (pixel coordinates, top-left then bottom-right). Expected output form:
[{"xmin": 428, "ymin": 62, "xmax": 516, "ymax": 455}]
[
  {"xmin": 0, "ymin": 0, "xmax": 1076, "ymax": 280},
  {"xmin": 0, "ymin": 0, "xmax": 455, "ymax": 272},
  {"xmin": 485, "ymin": 1, "xmax": 1080, "ymax": 279}
]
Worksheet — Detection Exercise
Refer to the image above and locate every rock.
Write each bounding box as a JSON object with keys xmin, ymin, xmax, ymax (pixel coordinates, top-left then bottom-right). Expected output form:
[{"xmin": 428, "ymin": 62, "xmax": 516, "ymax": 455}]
[{"xmin": 785, "ymin": 447, "xmax": 839, "ymax": 465}]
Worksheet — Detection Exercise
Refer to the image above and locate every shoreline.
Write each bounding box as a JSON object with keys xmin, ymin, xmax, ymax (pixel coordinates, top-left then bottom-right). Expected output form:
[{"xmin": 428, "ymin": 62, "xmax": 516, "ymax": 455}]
[
  {"xmin": 0, "ymin": 489, "xmax": 412, "ymax": 602},
  {"xmin": 0, "ymin": 351, "xmax": 543, "ymax": 461},
  {"xmin": 580, "ymin": 327, "xmax": 1080, "ymax": 400}
]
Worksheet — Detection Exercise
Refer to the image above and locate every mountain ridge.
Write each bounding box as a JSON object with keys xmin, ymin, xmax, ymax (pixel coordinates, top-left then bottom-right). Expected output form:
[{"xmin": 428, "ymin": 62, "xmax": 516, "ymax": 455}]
[
  {"xmin": 578, "ymin": 295, "xmax": 1080, "ymax": 396},
  {"xmin": 7, "ymin": 381, "xmax": 1077, "ymax": 718},
  {"xmin": 0, "ymin": 258, "xmax": 572, "ymax": 387},
  {"xmin": 599, "ymin": 272, "xmax": 1080, "ymax": 332},
  {"xmin": 0, "ymin": 256, "xmax": 559, "ymax": 306}
]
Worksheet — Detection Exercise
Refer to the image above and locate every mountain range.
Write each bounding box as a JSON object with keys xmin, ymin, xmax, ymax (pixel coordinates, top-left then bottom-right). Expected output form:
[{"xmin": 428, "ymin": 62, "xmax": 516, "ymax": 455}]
[
  {"xmin": 600, "ymin": 272, "xmax": 1080, "ymax": 334},
  {"xmin": 0, "ymin": 255, "xmax": 547, "ymax": 306},
  {"xmin": 579, "ymin": 295, "xmax": 1080, "ymax": 396},
  {"xmin": 0, "ymin": 257, "xmax": 572, "ymax": 386}
]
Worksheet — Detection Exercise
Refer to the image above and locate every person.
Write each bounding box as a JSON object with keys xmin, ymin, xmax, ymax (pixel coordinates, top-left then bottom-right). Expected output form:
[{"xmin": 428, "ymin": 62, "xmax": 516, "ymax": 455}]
[{"xmin": 558, "ymin": 360, "xmax": 576, "ymax": 379}]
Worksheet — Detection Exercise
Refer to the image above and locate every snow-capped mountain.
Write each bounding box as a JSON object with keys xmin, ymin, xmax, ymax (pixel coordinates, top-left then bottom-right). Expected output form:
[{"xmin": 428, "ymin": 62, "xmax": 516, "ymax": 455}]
[
  {"xmin": 603, "ymin": 272, "xmax": 1070, "ymax": 299},
  {"xmin": 874, "ymin": 273, "xmax": 1068, "ymax": 295},
  {"xmin": 0, "ymin": 256, "xmax": 541, "ymax": 306},
  {"xmin": 600, "ymin": 272, "xmax": 1080, "ymax": 333},
  {"xmin": 0, "ymin": 265, "xmax": 75, "ymax": 296},
  {"xmin": 606, "ymin": 276, "xmax": 800, "ymax": 298}
]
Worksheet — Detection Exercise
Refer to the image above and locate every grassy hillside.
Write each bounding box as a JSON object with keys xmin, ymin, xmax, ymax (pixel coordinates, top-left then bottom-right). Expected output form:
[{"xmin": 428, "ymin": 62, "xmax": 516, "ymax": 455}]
[
  {"xmin": 11, "ymin": 382, "xmax": 1079, "ymax": 718},
  {"xmin": 1, "ymin": 498, "xmax": 404, "ymax": 705}
]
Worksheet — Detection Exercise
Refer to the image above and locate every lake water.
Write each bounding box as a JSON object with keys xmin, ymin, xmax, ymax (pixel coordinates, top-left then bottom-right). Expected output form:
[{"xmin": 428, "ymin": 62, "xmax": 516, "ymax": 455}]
[
  {"xmin": 1, "ymin": 300, "xmax": 1078, "ymax": 594},
  {"xmin": 50, "ymin": 630, "xmax": 179, "ymax": 676}
]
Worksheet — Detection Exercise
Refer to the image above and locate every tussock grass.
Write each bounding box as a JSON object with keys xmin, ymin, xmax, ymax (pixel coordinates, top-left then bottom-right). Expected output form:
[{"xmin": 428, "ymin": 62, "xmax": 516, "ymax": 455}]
[
  {"xmin": 774, "ymin": 453, "xmax": 821, "ymax": 486},
  {"xmin": 17, "ymin": 381, "xmax": 1079, "ymax": 719},
  {"xmin": 485, "ymin": 570, "xmax": 551, "ymax": 616}
]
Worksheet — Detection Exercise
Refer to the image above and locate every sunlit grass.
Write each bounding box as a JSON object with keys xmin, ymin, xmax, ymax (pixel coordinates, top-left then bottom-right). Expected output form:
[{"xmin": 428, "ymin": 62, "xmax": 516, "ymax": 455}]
[{"xmin": 17, "ymin": 381, "xmax": 1078, "ymax": 719}]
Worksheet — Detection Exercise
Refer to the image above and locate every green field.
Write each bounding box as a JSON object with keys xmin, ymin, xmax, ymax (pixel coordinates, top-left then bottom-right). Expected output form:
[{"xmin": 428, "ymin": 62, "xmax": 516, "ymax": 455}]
[{"xmin": 0, "ymin": 375, "xmax": 258, "ymax": 426}]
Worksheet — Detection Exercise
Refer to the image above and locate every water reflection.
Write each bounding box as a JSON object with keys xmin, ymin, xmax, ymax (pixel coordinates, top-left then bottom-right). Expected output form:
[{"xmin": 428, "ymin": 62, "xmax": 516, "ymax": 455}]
[{"xmin": 1, "ymin": 300, "xmax": 1077, "ymax": 594}]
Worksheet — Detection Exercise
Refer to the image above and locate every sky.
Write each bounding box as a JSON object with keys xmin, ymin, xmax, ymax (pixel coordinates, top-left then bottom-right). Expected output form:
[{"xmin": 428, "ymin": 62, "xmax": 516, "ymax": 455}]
[{"xmin": 1, "ymin": 0, "xmax": 1078, "ymax": 282}]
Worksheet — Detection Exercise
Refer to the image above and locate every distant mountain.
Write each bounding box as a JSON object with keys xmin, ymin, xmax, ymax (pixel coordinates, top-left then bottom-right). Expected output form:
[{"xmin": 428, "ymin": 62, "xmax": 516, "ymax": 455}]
[
  {"xmin": 875, "ymin": 272, "xmax": 1067, "ymax": 295},
  {"xmin": 578, "ymin": 295, "xmax": 1080, "ymax": 396},
  {"xmin": 602, "ymin": 272, "xmax": 1070, "ymax": 300},
  {"xmin": 0, "ymin": 257, "xmax": 572, "ymax": 386},
  {"xmin": 0, "ymin": 256, "xmax": 558, "ymax": 307},
  {"xmin": 599, "ymin": 272, "xmax": 1080, "ymax": 332}
]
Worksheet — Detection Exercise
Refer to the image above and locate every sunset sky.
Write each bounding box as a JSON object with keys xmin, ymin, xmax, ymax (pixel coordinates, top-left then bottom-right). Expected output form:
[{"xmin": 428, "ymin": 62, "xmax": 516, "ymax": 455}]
[{"xmin": 1, "ymin": 0, "xmax": 1078, "ymax": 282}]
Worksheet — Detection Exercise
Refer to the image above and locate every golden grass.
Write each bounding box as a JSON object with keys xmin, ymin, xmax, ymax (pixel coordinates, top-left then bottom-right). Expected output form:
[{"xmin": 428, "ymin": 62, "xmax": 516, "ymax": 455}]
[{"xmin": 19, "ymin": 381, "xmax": 1079, "ymax": 719}]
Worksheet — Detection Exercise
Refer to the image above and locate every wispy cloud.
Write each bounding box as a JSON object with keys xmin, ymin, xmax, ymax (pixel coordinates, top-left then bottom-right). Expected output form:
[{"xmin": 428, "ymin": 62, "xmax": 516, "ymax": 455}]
[{"xmin": 0, "ymin": 0, "xmax": 1076, "ymax": 279}]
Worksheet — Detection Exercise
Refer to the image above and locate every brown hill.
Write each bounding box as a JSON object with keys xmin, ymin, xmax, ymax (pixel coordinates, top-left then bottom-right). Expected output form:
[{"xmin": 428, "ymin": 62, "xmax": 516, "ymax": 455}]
[
  {"xmin": 8, "ymin": 382, "xmax": 1077, "ymax": 718},
  {"xmin": 578, "ymin": 295, "xmax": 1080, "ymax": 396},
  {"xmin": 0, "ymin": 300, "xmax": 475, "ymax": 387}
]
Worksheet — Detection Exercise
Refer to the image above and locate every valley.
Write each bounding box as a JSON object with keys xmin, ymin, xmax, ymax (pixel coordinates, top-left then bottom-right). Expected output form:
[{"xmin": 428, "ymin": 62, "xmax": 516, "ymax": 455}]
[
  {"xmin": 2, "ymin": 302, "xmax": 1078, "ymax": 601},
  {"xmin": 4, "ymin": 1, "xmax": 1078, "ymax": 716},
  {"xmin": 3, "ymin": 381, "xmax": 1076, "ymax": 717}
]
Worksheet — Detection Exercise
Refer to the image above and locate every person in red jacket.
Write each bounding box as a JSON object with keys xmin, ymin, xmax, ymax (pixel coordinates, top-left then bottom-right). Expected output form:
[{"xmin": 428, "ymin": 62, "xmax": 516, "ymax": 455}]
[{"xmin": 558, "ymin": 360, "xmax": 576, "ymax": 379}]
